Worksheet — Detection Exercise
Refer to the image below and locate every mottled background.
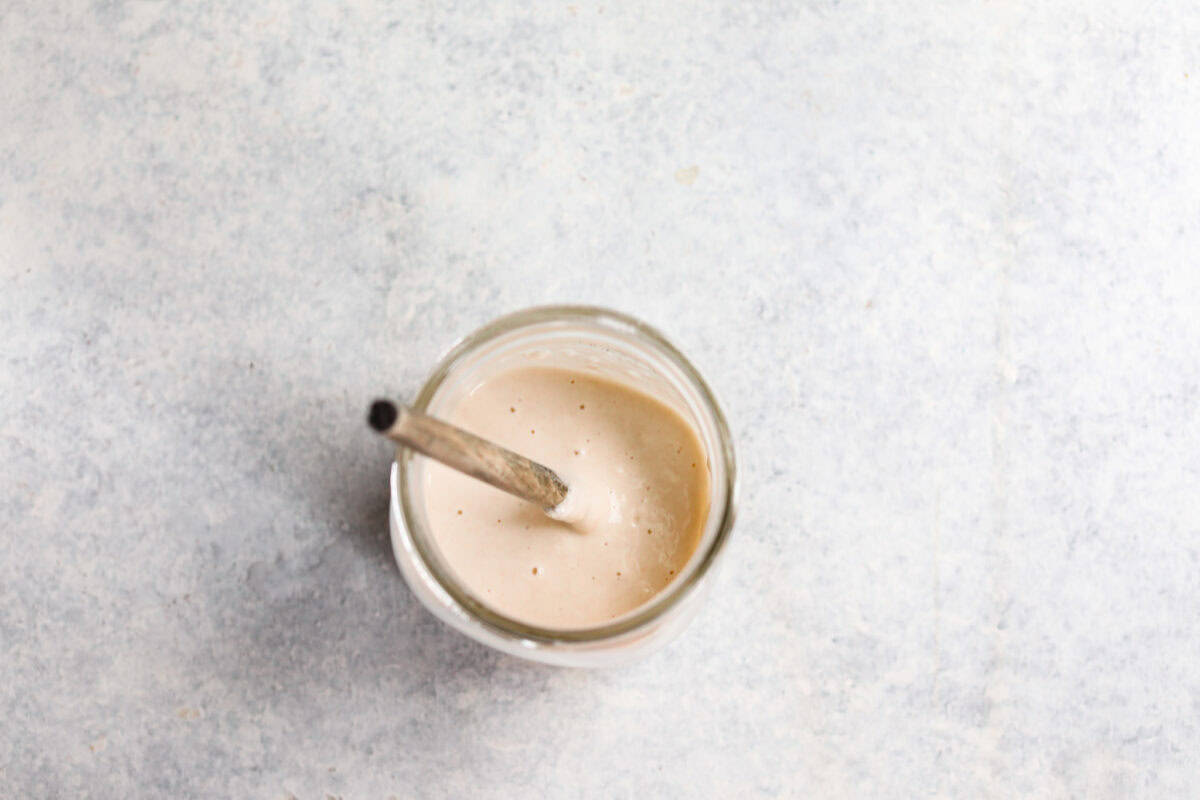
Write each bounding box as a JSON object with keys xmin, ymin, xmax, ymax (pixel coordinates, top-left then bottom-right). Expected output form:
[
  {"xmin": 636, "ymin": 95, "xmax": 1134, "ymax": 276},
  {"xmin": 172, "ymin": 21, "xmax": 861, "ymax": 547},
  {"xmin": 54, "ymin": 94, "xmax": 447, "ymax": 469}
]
[{"xmin": 4, "ymin": 0, "xmax": 1200, "ymax": 796}]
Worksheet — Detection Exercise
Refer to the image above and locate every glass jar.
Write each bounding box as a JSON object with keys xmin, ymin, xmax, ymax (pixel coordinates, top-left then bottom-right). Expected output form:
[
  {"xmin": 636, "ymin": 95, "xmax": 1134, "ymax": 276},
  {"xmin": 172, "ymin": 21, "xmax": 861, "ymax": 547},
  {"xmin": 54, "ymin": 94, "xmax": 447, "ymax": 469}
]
[{"xmin": 388, "ymin": 306, "xmax": 737, "ymax": 667}]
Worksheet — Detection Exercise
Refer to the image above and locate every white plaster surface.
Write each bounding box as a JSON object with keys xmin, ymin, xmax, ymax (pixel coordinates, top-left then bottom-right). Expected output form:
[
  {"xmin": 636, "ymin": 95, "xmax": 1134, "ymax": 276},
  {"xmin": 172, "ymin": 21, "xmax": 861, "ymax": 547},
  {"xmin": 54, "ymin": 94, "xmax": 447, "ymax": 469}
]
[{"xmin": 4, "ymin": 1, "xmax": 1200, "ymax": 796}]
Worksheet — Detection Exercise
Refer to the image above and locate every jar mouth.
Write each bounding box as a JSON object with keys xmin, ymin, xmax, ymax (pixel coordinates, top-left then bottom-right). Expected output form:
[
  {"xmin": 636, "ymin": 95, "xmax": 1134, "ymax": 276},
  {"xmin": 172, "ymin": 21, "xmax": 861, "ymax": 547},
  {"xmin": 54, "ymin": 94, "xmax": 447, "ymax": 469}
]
[{"xmin": 394, "ymin": 305, "xmax": 738, "ymax": 644}]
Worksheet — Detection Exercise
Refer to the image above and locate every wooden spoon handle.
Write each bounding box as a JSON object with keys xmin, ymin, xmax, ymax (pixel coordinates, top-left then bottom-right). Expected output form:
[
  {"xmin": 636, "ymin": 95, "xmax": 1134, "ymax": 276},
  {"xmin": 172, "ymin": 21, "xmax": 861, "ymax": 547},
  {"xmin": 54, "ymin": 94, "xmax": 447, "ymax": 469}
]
[{"xmin": 369, "ymin": 400, "xmax": 569, "ymax": 510}]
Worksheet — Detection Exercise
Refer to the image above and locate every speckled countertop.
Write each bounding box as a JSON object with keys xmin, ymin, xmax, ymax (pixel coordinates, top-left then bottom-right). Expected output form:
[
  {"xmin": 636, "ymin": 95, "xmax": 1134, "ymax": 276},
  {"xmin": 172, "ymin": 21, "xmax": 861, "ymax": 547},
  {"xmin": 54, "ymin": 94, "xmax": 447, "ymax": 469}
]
[{"xmin": 4, "ymin": 1, "xmax": 1200, "ymax": 797}]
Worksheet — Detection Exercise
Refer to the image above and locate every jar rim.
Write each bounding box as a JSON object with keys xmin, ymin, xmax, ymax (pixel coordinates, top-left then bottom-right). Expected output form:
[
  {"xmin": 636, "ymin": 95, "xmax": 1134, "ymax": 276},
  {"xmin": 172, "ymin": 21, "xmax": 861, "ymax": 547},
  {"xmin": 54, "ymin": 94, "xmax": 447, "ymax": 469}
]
[{"xmin": 393, "ymin": 305, "xmax": 738, "ymax": 644}]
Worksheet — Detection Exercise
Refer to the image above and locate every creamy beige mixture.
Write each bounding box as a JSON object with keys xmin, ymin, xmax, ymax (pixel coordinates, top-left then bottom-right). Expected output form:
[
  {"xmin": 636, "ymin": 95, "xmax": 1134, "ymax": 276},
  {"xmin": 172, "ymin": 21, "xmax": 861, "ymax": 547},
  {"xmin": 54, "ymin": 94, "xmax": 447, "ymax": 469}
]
[{"xmin": 422, "ymin": 367, "xmax": 710, "ymax": 628}]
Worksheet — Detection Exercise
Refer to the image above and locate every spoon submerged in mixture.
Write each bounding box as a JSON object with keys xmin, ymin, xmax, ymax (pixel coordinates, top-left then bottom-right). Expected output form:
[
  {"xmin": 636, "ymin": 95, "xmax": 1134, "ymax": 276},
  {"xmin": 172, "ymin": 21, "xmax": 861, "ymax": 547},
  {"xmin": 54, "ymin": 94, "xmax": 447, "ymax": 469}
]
[{"xmin": 367, "ymin": 399, "xmax": 572, "ymax": 517}]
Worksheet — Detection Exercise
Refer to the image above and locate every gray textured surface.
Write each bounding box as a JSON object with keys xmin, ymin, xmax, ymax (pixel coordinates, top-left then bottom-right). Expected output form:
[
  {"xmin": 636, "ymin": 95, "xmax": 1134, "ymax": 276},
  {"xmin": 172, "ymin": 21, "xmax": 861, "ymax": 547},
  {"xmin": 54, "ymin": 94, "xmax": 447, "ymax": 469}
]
[{"xmin": 4, "ymin": 0, "xmax": 1200, "ymax": 796}]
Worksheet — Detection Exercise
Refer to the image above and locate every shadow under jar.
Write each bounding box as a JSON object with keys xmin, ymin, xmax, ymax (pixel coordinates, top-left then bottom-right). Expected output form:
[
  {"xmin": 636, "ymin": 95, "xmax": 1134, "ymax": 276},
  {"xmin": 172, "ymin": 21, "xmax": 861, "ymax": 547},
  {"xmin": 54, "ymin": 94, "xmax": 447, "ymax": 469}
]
[{"xmin": 389, "ymin": 306, "xmax": 737, "ymax": 667}]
